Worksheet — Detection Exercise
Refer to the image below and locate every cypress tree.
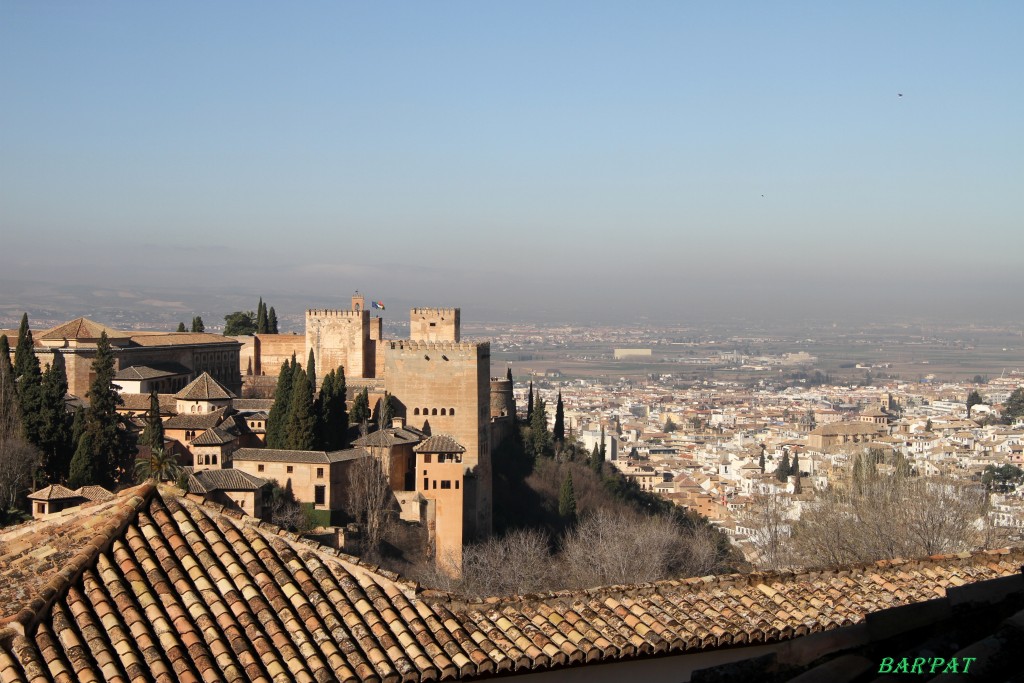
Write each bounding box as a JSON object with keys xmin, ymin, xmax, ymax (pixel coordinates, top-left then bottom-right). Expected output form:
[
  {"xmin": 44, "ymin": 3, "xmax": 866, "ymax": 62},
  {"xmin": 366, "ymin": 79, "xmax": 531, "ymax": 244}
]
[
  {"xmin": 792, "ymin": 452, "xmax": 803, "ymax": 493},
  {"xmin": 14, "ymin": 318, "xmax": 45, "ymax": 452},
  {"xmin": 0, "ymin": 336, "xmax": 13, "ymax": 391},
  {"xmin": 140, "ymin": 391, "xmax": 165, "ymax": 453},
  {"xmin": 599, "ymin": 425, "xmax": 607, "ymax": 461},
  {"xmin": 590, "ymin": 442, "xmax": 602, "ymax": 473},
  {"xmin": 68, "ymin": 332, "xmax": 128, "ymax": 488},
  {"xmin": 506, "ymin": 367, "xmax": 512, "ymax": 382},
  {"xmin": 758, "ymin": 450, "xmax": 766, "ymax": 473},
  {"xmin": 526, "ymin": 382, "xmax": 534, "ymax": 421},
  {"xmin": 39, "ymin": 352, "xmax": 73, "ymax": 483},
  {"xmin": 777, "ymin": 451, "xmax": 791, "ymax": 482},
  {"xmin": 553, "ymin": 390, "xmax": 565, "ymax": 443},
  {"xmin": 350, "ymin": 387, "xmax": 370, "ymax": 427},
  {"xmin": 256, "ymin": 298, "xmax": 268, "ymax": 334},
  {"xmin": 377, "ymin": 391, "xmax": 393, "ymax": 430},
  {"xmin": 268, "ymin": 307, "xmax": 279, "ymax": 334},
  {"xmin": 176, "ymin": 322, "xmax": 186, "ymax": 332},
  {"xmin": 13, "ymin": 314, "xmax": 32, "ymax": 379},
  {"xmin": 286, "ymin": 368, "xmax": 316, "ymax": 450},
  {"xmin": 306, "ymin": 349, "xmax": 317, "ymax": 390},
  {"xmin": 191, "ymin": 316, "xmax": 205, "ymax": 333},
  {"xmin": 558, "ymin": 472, "xmax": 577, "ymax": 523},
  {"xmin": 266, "ymin": 356, "xmax": 295, "ymax": 448},
  {"xmin": 318, "ymin": 366, "xmax": 348, "ymax": 450}
]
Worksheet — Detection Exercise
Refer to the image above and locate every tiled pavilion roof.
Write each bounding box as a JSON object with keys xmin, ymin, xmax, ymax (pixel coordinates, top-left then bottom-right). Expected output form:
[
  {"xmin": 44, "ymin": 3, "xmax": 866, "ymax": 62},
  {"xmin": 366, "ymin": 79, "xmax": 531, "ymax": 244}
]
[{"xmin": 0, "ymin": 485, "xmax": 1022, "ymax": 682}]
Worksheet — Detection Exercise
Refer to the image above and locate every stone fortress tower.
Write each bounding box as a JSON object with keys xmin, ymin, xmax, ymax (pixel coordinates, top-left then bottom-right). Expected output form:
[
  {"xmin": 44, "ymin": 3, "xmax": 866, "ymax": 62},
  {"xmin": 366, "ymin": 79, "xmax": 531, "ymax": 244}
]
[{"xmin": 303, "ymin": 294, "xmax": 493, "ymax": 540}]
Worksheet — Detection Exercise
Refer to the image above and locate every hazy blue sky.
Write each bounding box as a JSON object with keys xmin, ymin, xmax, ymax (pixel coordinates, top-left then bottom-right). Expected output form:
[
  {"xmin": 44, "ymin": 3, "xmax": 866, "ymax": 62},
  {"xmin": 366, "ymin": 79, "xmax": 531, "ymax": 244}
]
[{"xmin": 2, "ymin": 2, "xmax": 1022, "ymax": 323}]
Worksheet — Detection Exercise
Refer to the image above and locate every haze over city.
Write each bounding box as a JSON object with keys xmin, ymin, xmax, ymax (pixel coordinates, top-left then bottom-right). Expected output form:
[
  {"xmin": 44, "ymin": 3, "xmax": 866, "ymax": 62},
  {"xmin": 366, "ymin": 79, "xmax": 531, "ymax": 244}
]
[{"xmin": 2, "ymin": 2, "xmax": 1022, "ymax": 324}]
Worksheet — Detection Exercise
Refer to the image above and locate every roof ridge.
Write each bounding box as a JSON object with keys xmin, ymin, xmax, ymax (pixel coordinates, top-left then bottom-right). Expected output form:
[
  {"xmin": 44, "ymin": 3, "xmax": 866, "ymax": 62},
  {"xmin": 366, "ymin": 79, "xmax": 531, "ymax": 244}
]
[
  {"xmin": 440, "ymin": 545, "xmax": 1024, "ymax": 610},
  {"xmin": 0, "ymin": 483, "xmax": 156, "ymax": 639}
]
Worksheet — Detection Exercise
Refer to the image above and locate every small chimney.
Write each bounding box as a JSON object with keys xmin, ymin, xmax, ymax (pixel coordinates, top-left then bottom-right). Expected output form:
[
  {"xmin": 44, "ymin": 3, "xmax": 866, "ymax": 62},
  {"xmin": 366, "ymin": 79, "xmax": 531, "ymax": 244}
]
[{"xmin": 392, "ymin": 417, "xmax": 406, "ymax": 429}]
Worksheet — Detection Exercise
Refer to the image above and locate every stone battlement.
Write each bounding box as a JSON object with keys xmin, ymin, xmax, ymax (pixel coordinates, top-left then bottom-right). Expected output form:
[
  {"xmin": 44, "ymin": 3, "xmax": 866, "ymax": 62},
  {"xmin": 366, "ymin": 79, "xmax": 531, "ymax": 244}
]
[
  {"xmin": 410, "ymin": 307, "xmax": 458, "ymax": 316},
  {"xmin": 306, "ymin": 309, "xmax": 365, "ymax": 319},
  {"xmin": 387, "ymin": 340, "xmax": 487, "ymax": 353}
]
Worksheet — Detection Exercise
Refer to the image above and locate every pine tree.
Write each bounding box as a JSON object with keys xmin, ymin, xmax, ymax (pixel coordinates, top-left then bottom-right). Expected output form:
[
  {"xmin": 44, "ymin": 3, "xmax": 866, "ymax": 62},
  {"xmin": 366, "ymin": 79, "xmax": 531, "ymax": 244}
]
[
  {"xmin": 558, "ymin": 472, "xmax": 577, "ymax": 522},
  {"xmin": 553, "ymin": 390, "xmax": 565, "ymax": 443},
  {"xmin": 286, "ymin": 368, "xmax": 316, "ymax": 450},
  {"xmin": 306, "ymin": 349, "xmax": 317, "ymax": 390},
  {"xmin": 266, "ymin": 356, "xmax": 295, "ymax": 449},
  {"xmin": 256, "ymin": 298, "xmax": 268, "ymax": 334},
  {"xmin": 68, "ymin": 332, "xmax": 128, "ymax": 488},
  {"xmin": 526, "ymin": 382, "xmax": 534, "ymax": 422},
  {"xmin": 39, "ymin": 352, "xmax": 73, "ymax": 483},
  {"xmin": 268, "ymin": 307, "xmax": 279, "ymax": 334},
  {"xmin": 191, "ymin": 316, "xmax": 205, "ymax": 333},
  {"xmin": 140, "ymin": 391, "xmax": 165, "ymax": 453}
]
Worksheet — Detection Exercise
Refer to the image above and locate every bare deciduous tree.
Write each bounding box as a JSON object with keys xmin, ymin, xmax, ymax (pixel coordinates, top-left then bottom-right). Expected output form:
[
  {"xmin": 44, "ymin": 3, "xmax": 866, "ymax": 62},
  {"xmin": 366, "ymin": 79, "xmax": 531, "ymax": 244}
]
[
  {"xmin": 560, "ymin": 509, "xmax": 719, "ymax": 587},
  {"xmin": 458, "ymin": 529, "xmax": 554, "ymax": 597},
  {"xmin": 348, "ymin": 453, "xmax": 395, "ymax": 559},
  {"xmin": 790, "ymin": 475, "xmax": 992, "ymax": 568},
  {"xmin": 740, "ymin": 491, "xmax": 793, "ymax": 570}
]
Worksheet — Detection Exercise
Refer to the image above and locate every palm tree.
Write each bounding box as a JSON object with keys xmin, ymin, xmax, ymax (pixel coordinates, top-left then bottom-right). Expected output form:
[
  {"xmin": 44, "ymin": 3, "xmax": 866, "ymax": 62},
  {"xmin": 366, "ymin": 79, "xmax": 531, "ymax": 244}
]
[{"xmin": 134, "ymin": 447, "xmax": 183, "ymax": 484}]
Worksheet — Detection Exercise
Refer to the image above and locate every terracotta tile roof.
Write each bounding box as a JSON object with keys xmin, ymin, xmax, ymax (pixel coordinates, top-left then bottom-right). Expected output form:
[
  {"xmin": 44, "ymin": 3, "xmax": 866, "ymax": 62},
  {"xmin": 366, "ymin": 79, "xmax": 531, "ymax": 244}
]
[
  {"xmin": 414, "ymin": 434, "xmax": 466, "ymax": 453},
  {"xmin": 353, "ymin": 426, "xmax": 425, "ymax": 448},
  {"xmin": 2, "ymin": 486, "xmax": 1023, "ymax": 682},
  {"xmin": 233, "ymin": 398, "xmax": 275, "ymax": 411},
  {"xmin": 164, "ymin": 407, "xmax": 231, "ymax": 430},
  {"xmin": 37, "ymin": 317, "xmax": 126, "ymax": 341},
  {"xmin": 26, "ymin": 484, "xmax": 79, "ymax": 501},
  {"xmin": 75, "ymin": 486, "xmax": 114, "ymax": 502},
  {"xmin": 127, "ymin": 332, "xmax": 239, "ymax": 347},
  {"xmin": 113, "ymin": 363, "xmax": 191, "ymax": 381},
  {"xmin": 185, "ymin": 469, "xmax": 270, "ymax": 493},
  {"xmin": 233, "ymin": 447, "xmax": 369, "ymax": 464},
  {"xmin": 191, "ymin": 423, "xmax": 240, "ymax": 446},
  {"xmin": 174, "ymin": 372, "xmax": 236, "ymax": 400}
]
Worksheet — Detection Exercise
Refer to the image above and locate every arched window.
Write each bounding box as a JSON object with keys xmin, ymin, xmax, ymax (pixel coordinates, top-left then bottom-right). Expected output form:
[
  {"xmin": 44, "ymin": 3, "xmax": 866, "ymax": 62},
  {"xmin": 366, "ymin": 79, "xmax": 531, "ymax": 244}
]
[
  {"xmin": 212, "ymin": 454, "xmax": 217, "ymax": 465},
  {"xmin": 423, "ymin": 408, "xmax": 428, "ymax": 415},
  {"xmin": 440, "ymin": 408, "xmax": 447, "ymax": 416},
  {"xmin": 414, "ymin": 408, "xmax": 420, "ymax": 415},
  {"xmin": 449, "ymin": 408, "xmax": 455, "ymax": 416},
  {"xmin": 432, "ymin": 408, "xmax": 438, "ymax": 415}
]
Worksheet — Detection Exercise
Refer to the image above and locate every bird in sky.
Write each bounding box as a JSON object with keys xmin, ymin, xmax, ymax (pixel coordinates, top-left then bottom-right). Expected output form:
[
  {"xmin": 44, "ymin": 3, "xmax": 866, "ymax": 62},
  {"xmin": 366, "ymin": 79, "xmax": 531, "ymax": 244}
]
[{"xmin": 898, "ymin": 93, "xmax": 903, "ymax": 97}]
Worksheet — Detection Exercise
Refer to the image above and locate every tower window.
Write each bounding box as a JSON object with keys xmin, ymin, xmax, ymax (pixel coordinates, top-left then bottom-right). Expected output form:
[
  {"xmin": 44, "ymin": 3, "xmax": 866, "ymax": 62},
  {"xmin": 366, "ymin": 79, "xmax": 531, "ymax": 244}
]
[
  {"xmin": 440, "ymin": 480, "xmax": 451, "ymax": 490},
  {"xmin": 449, "ymin": 408, "xmax": 455, "ymax": 416},
  {"xmin": 440, "ymin": 408, "xmax": 446, "ymax": 416},
  {"xmin": 414, "ymin": 408, "xmax": 420, "ymax": 415},
  {"xmin": 432, "ymin": 408, "xmax": 437, "ymax": 415}
]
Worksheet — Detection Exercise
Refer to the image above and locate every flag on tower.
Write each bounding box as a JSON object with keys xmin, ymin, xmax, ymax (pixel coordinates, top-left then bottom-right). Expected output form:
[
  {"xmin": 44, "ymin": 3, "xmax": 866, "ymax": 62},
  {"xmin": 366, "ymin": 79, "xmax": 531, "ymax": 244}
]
[{"xmin": 372, "ymin": 301, "xmax": 385, "ymax": 310}]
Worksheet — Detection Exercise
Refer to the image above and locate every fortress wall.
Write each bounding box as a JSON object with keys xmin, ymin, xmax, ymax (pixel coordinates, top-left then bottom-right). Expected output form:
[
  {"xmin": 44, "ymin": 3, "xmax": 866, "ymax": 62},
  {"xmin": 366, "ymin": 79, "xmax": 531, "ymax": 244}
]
[{"xmin": 253, "ymin": 334, "xmax": 305, "ymax": 377}]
